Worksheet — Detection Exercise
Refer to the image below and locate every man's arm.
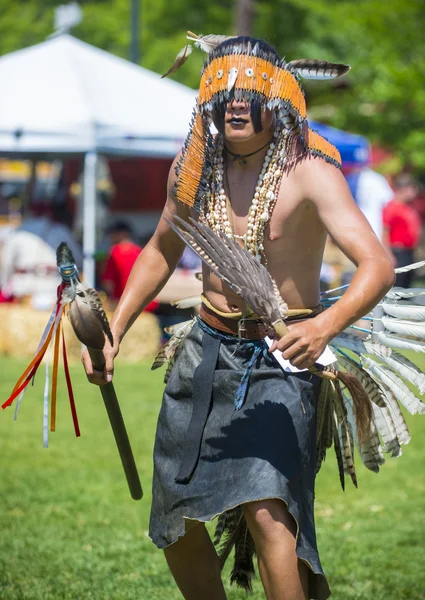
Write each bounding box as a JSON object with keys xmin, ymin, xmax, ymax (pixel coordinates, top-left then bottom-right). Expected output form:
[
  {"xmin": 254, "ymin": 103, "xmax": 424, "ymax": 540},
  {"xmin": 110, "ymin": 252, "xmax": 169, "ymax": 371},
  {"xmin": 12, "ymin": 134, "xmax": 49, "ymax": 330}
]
[
  {"xmin": 83, "ymin": 154, "xmax": 190, "ymax": 384},
  {"xmin": 271, "ymin": 158, "xmax": 395, "ymax": 369}
]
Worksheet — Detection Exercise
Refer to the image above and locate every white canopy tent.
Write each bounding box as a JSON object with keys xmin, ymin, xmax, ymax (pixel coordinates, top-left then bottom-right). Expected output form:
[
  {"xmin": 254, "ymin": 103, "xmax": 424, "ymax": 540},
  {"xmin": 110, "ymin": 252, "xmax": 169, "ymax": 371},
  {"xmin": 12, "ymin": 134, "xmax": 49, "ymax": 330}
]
[{"xmin": 0, "ymin": 34, "xmax": 197, "ymax": 283}]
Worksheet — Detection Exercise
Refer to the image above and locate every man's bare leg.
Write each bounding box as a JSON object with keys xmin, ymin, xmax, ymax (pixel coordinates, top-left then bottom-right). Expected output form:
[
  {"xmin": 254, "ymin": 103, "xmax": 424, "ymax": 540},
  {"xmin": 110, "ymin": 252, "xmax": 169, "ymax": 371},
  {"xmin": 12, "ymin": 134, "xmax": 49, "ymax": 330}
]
[
  {"xmin": 163, "ymin": 520, "xmax": 227, "ymax": 600},
  {"xmin": 243, "ymin": 499, "xmax": 309, "ymax": 600}
]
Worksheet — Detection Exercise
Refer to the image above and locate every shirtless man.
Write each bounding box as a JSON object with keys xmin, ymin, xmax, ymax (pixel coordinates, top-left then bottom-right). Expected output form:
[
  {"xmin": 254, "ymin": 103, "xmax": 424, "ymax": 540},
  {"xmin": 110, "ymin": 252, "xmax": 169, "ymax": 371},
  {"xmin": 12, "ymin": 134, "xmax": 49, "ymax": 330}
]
[{"xmin": 83, "ymin": 37, "xmax": 394, "ymax": 600}]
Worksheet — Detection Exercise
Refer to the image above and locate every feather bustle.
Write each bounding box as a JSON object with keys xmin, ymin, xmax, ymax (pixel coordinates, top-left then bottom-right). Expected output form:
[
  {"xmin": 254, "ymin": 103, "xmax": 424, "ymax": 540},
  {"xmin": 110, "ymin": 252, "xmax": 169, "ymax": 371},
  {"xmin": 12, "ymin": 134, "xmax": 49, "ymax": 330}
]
[
  {"xmin": 215, "ymin": 507, "xmax": 244, "ymax": 569},
  {"xmin": 382, "ymin": 316, "xmax": 425, "ymax": 339},
  {"xmin": 337, "ymin": 354, "xmax": 387, "ymax": 408},
  {"xmin": 394, "ymin": 260, "xmax": 425, "ymax": 274},
  {"xmin": 332, "ymin": 382, "xmax": 357, "ymax": 487},
  {"xmin": 372, "ymin": 351, "xmax": 425, "ymax": 396},
  {"xmin": 331, "ymin": 402, "xmax": 346, "ymax": 490},
  {"xmin": 375, "ymin": 381, "xmax": 411, "ymax": 446},
  {"xmin": 315, "ymin": 379, "xmax": 333, "ymax": 474},
  {"xmin": 371, "ymin": 402, "xmax": 401, "ymax": 458},
  {"xmin": 331, "ymin": 332, "xmax": 391, "ymax": 357},
  {"xmin": 363, "ymin": 356, "xmax": 425, "ymax": 415},
  {"xmin": 382, "ymin": 302, "xmax": 425, "ymax": 321},
  {"xmin": 230, "ymin": 520, "xmax": 256, "ymax": 592},
  {"xmin": 335, "ymin": 370, "xmax": 372, "ymax": 445},
  {"xmin": 377, "ymin": 331, "xmax": 425, "ymax": 353},
  {"xmin": 344, "ymin": 395, "xmax": 385, "ymax": 472}
]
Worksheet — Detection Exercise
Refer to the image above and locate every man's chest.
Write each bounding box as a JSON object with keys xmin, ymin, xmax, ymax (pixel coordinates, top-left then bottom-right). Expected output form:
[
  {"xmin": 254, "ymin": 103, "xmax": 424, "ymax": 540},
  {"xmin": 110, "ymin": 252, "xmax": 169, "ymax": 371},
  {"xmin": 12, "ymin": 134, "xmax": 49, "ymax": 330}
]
[{"xmin": 225, "ymin": 174, "xmax": 315, "ymax": 242}]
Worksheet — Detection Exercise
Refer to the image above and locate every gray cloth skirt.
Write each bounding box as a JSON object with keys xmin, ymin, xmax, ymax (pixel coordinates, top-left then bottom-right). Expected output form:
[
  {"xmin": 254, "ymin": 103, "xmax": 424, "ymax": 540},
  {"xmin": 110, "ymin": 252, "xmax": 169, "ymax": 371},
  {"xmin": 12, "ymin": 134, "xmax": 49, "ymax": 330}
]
[{"xmin": 149, "ymin": 319, "xmax": 330, "ymax": 600}]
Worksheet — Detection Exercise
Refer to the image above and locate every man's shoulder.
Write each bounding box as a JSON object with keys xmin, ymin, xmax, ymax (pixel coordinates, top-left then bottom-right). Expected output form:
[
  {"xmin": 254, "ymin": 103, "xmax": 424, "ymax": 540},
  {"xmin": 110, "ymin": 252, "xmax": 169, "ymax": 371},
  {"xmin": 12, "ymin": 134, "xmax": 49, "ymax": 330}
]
[{"xmin": 287, "ymin": 152, "xmax": 343, "ymax": 188}]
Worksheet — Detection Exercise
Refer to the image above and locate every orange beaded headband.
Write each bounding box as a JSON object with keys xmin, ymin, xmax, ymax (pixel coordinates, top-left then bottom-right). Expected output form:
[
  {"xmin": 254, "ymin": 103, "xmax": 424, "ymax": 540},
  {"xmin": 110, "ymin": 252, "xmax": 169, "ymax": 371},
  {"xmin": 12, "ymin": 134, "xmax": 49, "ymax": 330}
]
[
  {"xmin": 164, "ymin": 35, "xmax": 350, "ymax": 209},
  {"xmin": 198, "ymin": 54, "xmax": 307, "ymax": 119}
]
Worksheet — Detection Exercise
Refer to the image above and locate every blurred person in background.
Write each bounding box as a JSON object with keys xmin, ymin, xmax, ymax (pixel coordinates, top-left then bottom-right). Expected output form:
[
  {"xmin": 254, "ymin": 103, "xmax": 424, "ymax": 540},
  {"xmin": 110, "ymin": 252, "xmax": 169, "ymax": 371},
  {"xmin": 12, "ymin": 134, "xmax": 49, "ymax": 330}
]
[
  {"xmin": 334, "ymin": 164, "xmax": 394, "ymax": 287},
  {"xmin": 101, "ymin": 221, "xmax": 159, "ymax": 312},
  {"xmin": 383, "ymin": 173, "xmax": 421, "ymax": 287},
  {"xmin": 0, "ymin": 204, "xmax": 82, "ymax": 308},
  {"xmin": 345, "ymin": 164, "xmax": 393, "ymax": 244}
]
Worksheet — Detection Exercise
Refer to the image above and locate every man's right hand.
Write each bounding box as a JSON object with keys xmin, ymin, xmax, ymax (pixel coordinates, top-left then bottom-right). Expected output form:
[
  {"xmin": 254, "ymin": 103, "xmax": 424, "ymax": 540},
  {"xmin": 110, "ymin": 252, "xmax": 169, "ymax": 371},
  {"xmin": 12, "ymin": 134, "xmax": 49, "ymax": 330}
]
[{"xmin": 81, "ymin": 337, "xmax": 119, "ymax": 386}]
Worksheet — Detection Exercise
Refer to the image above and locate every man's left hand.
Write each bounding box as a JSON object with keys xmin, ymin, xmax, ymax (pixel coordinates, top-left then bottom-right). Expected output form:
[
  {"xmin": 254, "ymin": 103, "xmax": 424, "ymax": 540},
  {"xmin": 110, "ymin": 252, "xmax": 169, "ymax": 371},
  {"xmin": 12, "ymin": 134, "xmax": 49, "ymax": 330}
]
[{"xmin": 268, "ymin": 319, "xmax": 330, "ymax": 370}]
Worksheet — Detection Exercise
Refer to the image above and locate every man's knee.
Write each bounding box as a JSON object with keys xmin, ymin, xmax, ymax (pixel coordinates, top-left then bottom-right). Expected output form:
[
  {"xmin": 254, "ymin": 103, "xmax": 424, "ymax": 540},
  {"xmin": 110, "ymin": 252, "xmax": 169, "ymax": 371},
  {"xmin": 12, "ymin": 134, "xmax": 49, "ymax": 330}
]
[
  {"xmin": 184, "ymin": 518, "xmax": 204, "ymax": 534},
  {"xmin": 164, "ymin": 520, "xmax": 206, "ymax": 561},
  {"xmin": 243, "ymin": 499, "xmax": 297, "ymax": 541}
]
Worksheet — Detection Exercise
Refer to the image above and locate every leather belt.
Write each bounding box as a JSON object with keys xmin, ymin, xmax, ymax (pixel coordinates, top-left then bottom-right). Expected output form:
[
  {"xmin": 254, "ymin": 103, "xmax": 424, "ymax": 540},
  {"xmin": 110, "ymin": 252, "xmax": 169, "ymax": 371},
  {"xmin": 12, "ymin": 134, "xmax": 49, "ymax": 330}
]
[
  {"xmin": 199, "ymin": 303, "xmax": 272, "ymax": 340},
  {"xmin": 199, "ymin": 302, "xmax": 324, "ymax": 340}
]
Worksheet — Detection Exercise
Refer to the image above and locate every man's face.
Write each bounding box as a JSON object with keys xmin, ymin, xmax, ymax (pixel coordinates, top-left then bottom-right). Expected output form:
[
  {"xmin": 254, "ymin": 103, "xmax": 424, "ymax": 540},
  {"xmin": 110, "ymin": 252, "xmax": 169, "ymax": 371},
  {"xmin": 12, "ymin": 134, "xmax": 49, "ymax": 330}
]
[
  {"xmin": 220, "ymin": 99, "xmax": 275, "ymax": 143},
  {"xmin": 405, "ymin": 184, "xmax": 418, "ymax": 203}
]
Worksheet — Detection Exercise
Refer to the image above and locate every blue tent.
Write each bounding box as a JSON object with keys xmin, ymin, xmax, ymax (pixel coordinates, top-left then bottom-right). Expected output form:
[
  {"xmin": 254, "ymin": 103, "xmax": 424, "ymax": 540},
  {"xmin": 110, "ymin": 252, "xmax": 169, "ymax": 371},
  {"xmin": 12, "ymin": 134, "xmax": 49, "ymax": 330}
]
[{"xmin": 309, "ymin": 121, "xmax": 370, "ymax": 167}]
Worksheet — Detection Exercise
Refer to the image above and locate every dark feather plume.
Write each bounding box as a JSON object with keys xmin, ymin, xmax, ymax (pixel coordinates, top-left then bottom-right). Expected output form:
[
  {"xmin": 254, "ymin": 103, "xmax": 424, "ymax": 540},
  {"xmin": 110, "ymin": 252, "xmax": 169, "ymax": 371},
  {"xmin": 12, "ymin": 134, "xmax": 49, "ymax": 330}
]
[
  {"xmin": 214, "ymin": 507, "xmax": 244, "ymax": 568},
  {"xmin": 214, "ymin": 508, "xmax": 256, "ymax": 591},
  {"xmin": 331, "ymin": 397, "xmax": 346, "ymax": 491},
  {"xmin": 315, "ymin": 379, "xmax": 333, "ymax": 474},
  {"xmin": 231, "ymin": 519, "xmax": 256, "ymax": 592}
]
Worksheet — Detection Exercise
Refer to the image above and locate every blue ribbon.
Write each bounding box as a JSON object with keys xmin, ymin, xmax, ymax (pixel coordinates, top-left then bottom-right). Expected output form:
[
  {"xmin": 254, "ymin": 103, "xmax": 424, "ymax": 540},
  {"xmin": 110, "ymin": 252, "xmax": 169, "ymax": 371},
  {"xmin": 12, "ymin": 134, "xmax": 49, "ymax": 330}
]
[{"xmin": 198, "ymin": 318, "xmax": 268, "ymax": 411}]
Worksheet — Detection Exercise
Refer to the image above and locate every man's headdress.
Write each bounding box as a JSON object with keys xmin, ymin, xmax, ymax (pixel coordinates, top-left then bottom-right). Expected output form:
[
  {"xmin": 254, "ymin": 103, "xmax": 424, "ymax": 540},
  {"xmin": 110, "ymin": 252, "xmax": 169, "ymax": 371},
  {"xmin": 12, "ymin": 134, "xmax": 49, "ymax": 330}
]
[{"xmin": 163, "ymin": 32, "xmax": 350, "ymax": 210}]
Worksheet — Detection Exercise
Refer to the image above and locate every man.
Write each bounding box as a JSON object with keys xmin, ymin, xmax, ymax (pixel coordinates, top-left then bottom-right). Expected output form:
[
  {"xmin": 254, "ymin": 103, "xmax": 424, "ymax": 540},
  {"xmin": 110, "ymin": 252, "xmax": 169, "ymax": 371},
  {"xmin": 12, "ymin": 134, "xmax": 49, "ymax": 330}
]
[
  {"xmin": 345, "ymin": 165, "xmax": 393, "ymax": 244},
  {"xmin": 101, "ymin": 221, "xmax": 159, "ymax": 312},
  {"xmin": 82, "ymin": 37, "xmax": 394, "ymax": 600},
  {"xmin": 331, "ymin": 165, "xmax": 394, "ymax": 287},
  {"xmin": 0, "ymin": 205, "xmax": 82, "ymax": 308},
  {"xmin": 383, "ymin": 173, "xmax": 421, "ymax": 288}
]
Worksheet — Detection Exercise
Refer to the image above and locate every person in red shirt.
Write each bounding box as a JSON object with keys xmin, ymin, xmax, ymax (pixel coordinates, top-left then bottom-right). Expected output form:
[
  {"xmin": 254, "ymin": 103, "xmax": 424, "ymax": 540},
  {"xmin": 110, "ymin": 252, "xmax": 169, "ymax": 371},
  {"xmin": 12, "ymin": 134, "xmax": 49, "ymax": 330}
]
[
  {"xmin": 101, "ymin": 221, "xmax": 159, "ymax": 311},
  {"xmin": 383, "ymin": 173, "xmax": 421, "ymax": 287}
]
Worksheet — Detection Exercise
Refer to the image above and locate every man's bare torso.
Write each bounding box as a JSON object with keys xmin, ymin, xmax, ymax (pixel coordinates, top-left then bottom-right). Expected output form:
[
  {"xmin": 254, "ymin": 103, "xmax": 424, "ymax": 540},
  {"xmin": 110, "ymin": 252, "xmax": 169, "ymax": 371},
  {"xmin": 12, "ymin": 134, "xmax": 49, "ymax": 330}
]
[{"xmin": 202, "ymin": 155, "xmax": 328, "ymax": 314}]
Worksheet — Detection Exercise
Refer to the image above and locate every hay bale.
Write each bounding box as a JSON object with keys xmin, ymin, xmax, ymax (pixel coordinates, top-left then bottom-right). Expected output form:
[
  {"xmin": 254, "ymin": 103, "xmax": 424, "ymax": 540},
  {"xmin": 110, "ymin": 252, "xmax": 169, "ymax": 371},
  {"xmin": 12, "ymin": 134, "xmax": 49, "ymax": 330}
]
[
  {"xmin": 0, "ymin": 304, "xmax": 161, "ymax": 363},
  {"xmin": 117, "ymin": 312, "xmax": 161, "ymax": 363}
]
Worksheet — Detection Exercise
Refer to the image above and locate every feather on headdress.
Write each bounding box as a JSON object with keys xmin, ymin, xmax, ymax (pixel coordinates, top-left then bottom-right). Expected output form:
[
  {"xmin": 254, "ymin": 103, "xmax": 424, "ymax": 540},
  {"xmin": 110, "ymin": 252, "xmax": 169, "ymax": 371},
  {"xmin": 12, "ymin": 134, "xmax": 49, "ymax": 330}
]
[{"xmin": 163, "ymin": 32, "xmax": 350, "ymax": 209}]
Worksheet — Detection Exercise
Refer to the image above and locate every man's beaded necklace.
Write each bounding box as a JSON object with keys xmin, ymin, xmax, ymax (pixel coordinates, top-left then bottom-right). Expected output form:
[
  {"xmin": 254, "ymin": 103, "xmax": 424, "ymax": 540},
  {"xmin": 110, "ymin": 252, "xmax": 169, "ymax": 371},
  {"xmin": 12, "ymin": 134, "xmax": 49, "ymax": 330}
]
[{"xmin": 201, "ymin": 127, "xmax": 287, "ymax": 264}]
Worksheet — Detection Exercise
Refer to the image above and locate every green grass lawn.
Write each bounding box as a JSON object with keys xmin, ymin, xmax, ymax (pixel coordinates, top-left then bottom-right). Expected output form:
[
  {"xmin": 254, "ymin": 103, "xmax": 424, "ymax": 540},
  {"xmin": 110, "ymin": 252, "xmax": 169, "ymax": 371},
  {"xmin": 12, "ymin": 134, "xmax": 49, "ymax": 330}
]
[{"xmin": 1, "ymin": 356, "xmax": 425, "ymax": 600}]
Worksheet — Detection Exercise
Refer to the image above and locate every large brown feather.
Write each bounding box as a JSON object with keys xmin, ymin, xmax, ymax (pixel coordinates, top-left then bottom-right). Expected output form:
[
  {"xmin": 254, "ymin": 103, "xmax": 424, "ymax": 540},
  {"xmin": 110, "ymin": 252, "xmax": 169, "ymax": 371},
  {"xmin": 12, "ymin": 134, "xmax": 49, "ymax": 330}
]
[{"xmin": 165, "ymin": 216, "xmax": 286, "ymax": 325}]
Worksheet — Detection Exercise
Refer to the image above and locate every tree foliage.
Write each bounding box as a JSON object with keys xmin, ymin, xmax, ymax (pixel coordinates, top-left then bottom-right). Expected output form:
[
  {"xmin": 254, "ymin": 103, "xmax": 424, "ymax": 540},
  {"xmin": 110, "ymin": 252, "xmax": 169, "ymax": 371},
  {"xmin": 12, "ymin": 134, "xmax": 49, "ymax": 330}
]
[{"xmin": 0, "ymin": 0, "xmax": 424, "ymax": 171}]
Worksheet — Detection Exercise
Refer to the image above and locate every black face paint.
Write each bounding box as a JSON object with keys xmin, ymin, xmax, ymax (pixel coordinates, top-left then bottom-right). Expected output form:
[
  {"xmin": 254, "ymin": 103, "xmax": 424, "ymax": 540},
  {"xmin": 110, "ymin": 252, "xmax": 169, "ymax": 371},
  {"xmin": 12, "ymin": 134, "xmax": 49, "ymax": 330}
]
[
  {"xmin": 212, "ymin": 103, "xmax": 226, "ymax": 135},
  {"xmin": 250, "ymin": 102, "xmax": 263, "ymax": 134}
]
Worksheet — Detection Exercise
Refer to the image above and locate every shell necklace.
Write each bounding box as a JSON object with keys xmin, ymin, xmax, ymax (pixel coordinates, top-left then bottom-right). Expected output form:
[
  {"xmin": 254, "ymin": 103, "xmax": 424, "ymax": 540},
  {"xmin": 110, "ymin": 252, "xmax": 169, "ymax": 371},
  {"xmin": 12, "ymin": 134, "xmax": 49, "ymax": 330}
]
[{"xmin": 201, "ymin": 126, "xmax": 287, "ymax": 264}]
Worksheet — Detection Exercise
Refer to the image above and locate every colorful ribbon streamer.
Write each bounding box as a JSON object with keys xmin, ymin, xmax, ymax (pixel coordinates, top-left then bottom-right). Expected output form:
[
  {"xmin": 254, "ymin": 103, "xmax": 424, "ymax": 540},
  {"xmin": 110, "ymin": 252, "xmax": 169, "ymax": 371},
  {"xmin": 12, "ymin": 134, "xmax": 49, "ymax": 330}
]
[{"xmin": 2, "ymin": 285, "xmax": 81, "ymax": 444}]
